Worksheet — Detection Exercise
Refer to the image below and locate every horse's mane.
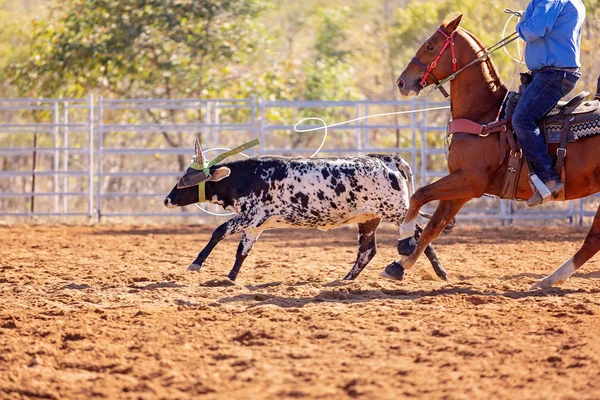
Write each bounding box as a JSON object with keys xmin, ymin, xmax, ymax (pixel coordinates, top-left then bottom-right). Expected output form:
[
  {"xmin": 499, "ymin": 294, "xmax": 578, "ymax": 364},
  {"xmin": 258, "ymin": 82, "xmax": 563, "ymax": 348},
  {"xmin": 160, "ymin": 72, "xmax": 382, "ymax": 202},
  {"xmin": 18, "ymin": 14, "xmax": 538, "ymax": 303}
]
[{"xmin": 458, "ymin": 27, "xmax": 506, "ymax": 94}]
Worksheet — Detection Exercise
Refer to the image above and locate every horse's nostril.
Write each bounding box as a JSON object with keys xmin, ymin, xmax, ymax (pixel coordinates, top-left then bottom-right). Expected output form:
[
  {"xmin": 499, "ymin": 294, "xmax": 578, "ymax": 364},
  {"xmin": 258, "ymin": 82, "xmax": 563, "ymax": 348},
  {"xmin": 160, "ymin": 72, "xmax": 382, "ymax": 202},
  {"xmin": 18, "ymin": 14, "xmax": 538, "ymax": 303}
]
[
  {"xmin": 397, "ymin": 78, "xmax": 405, "ymax": 89},
  {"xmin": 164, "ymin": 198, "xmax": 170, "ymax": 207}
]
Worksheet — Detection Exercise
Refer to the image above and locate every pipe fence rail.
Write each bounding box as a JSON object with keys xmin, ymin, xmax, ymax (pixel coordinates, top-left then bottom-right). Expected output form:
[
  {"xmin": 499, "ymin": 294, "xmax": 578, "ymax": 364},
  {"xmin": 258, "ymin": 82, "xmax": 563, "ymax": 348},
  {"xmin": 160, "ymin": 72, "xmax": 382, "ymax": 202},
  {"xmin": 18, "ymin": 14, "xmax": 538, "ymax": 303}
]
[{"xmin": 0, "ymin": 96, "xmax": 597, "ymax": 224}]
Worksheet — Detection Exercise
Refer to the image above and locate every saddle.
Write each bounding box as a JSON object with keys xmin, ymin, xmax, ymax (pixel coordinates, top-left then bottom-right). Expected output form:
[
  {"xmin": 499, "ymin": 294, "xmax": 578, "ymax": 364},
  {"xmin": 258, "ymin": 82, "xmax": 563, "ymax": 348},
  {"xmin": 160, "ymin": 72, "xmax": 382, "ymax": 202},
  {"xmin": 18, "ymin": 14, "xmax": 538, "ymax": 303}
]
[{"xmin": 447, "ymin": 79, "xmax": 600, "ymax": 201}]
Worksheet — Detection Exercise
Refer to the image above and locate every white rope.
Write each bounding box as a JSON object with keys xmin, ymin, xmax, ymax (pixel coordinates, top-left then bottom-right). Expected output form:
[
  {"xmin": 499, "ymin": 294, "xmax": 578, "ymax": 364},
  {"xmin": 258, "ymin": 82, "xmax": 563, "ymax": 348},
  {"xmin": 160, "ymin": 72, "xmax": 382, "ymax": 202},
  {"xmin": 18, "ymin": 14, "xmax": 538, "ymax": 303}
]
[
  {"xmin": 293, "ymin": 105, "xmax": 451, "ymax": 135},
  {"xmin": 502, "ymin": 13, "xmax": 526, "ymax": 65},
  {"xmin": 194, "ymin": 106, "xmax": 451, "ymax": 216},
  {"xmin": 194, "ymin": 148, "xmax": 251, "ymax": 216},
  {"xmin": 193, "ymin": 12, "xmax": 525, "ymax": 217}
]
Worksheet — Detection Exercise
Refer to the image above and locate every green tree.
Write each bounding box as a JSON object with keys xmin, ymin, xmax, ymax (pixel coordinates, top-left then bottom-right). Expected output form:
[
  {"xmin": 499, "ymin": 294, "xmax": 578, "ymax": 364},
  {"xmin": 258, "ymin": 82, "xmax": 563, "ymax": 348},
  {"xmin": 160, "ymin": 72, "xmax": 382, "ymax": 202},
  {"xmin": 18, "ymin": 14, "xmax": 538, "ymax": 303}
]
[{"xmin": 9, "ymin": 0, "xmax": 268, "ymax": 99}]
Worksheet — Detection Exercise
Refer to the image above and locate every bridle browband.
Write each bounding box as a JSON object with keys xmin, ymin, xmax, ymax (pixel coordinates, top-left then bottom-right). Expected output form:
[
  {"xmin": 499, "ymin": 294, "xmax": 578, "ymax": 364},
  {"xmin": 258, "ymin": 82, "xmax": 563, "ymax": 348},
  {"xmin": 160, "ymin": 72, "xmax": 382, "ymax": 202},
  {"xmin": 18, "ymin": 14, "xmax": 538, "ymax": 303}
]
[
  {"xmin": 408, "ymin": 27, "xmax": 519, "ymax": 99},
  {"xmin": 410, "ymin": 28, "xmax": 457, "ymax": 99}
]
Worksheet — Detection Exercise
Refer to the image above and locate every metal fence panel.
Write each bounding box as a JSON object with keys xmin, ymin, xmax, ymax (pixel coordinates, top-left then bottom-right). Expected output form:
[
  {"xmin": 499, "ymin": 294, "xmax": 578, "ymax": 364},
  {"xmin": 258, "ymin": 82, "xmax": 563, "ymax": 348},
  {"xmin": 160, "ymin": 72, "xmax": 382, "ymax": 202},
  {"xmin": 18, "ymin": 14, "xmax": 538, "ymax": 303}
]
[
  {"xmin": 0, "ymin": 97, "xmax": 596, "ymax": 224},
  {"xmin": 0, "ymin": 97, "xmax": 94, "ymax": 217}
]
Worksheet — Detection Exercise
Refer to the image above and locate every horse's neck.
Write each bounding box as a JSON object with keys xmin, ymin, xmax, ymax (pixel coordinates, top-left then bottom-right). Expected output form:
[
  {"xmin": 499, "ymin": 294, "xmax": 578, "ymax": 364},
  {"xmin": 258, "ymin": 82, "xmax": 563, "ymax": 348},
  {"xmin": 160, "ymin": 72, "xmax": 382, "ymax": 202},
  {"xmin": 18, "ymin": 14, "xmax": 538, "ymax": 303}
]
[{"xmin": 449, "ymin": 31, "xmax": 508, "ymax": 124}]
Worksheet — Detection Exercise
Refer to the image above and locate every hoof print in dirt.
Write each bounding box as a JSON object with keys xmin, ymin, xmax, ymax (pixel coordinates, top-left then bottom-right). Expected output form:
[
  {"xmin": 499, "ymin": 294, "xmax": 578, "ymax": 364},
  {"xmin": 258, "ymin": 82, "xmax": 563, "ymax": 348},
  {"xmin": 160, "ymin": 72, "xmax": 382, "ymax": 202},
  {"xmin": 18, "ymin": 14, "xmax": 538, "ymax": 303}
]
[
  {"xmin": 382, "ymin": 262, "xmax": 405, "ymax": 280},
  {"xmin": 397, "ymin": 237, "xmax": 417, "ymax": 256},
  {"xmin": 200, "ymin": 278, "xmax": 237, "ymax": 287},
  {"xmin": 188, "ymin": 263, "xmax": 202, "ymax": 271}
]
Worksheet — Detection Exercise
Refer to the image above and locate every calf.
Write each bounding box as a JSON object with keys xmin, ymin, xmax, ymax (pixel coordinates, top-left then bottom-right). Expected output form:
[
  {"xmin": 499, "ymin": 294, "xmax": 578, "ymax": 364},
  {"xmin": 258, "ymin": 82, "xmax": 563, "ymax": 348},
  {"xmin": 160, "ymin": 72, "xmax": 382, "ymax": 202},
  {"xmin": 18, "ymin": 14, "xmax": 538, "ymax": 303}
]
[{"xmin": 165, "ymin": 139, "xmax": 450, "ymax": 282}]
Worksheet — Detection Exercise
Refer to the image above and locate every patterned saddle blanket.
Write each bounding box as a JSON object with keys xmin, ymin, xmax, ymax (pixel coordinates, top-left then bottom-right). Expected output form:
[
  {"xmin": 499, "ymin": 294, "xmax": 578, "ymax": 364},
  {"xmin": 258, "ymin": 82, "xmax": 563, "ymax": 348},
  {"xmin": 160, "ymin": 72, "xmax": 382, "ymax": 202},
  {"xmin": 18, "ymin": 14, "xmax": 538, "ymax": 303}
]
[{"xmin": 504, "ymin": 91, "xmax": 600, "ymax": 144}]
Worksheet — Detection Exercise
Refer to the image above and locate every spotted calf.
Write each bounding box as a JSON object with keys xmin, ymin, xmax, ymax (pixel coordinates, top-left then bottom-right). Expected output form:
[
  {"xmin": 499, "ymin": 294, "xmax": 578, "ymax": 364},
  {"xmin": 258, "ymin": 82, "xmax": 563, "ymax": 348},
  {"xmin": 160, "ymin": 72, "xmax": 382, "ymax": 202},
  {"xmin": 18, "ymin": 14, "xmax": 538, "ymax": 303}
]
[{"xmin": 165, "ymin": 141, "xmax": 450, "ymax": 282}]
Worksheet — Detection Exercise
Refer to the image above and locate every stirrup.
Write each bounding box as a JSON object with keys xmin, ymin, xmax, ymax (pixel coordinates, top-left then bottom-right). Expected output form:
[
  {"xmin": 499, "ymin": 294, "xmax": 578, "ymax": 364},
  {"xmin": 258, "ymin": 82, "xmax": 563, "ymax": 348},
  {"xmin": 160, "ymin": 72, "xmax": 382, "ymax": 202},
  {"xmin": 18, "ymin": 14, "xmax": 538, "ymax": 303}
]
[{"xmin": 527, "ymin": 178, "xmax": 564, "ymax": 207}]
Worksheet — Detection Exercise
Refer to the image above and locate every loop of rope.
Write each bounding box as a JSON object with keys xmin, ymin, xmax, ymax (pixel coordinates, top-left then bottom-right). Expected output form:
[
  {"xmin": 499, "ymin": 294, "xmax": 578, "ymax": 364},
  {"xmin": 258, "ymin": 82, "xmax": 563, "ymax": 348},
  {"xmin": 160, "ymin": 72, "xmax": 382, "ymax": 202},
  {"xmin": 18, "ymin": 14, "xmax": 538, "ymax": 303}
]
[
  {"xmin": 502, "ymin": 12, "xmax": 525, "ymax": 64},
  {"xmin": 194, "ymin": 11, "xmax": 527, "ymax": 217},
  {"xmin": 194, "ymin": 148, "xmax": 251, "ymax": 216}
]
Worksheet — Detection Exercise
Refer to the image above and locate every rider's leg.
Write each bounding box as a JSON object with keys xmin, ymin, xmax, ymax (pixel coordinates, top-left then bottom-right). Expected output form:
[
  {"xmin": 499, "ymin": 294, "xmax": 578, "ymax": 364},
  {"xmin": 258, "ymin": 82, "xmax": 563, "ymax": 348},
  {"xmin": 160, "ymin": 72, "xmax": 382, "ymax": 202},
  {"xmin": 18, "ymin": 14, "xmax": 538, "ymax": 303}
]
[{"xmin": 511, "ymin": 69, "xmax": 580, "ymax": 206}]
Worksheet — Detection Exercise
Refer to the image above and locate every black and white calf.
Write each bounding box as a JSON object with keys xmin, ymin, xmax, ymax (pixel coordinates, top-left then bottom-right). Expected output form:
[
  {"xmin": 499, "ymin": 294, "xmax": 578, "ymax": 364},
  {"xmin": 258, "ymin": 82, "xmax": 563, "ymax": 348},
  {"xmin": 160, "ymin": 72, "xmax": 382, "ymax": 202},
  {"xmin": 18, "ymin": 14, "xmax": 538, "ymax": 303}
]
[{"xmin": 165, "ymin": 140, "xmax": 450, "ymax": 282}]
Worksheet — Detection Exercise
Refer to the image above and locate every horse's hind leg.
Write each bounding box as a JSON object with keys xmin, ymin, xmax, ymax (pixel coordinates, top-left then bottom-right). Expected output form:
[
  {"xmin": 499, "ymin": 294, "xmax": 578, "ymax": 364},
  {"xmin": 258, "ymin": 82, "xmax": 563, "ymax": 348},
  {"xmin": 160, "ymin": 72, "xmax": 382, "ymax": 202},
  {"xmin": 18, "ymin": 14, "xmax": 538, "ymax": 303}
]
[
  {"xmin": 416, "ymin": 223, "xmax": 448, "ymax": 281},
  {"xmin": 343, "ymin": 217, "xmax": 381, "ymax": 280},
  {"xmin": 533, "ymin": 205, "xmax": 600, "ymax": 289}
]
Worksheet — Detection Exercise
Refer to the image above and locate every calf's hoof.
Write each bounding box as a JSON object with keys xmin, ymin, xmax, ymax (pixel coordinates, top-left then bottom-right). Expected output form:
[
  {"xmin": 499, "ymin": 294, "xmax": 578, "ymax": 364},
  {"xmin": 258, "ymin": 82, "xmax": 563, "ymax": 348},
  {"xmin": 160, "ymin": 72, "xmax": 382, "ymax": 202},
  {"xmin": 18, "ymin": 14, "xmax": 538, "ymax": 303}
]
[
  {"xmin": 397, "ymin": 237, "xmax": 417, "ymax": 256},
  {"xmin": 188, "ymin": 263, "xmax": 202, "ymax": 271},
  {"xmin": 343, "ymin": 272, "xmax": 357, "ymax": 281},
  {"xmin": 431, "ymin": 261, "xmax": 449, "ymax": 281},
  {"xmin": 381, "ymin": 261, "xmax": 405, "ymax": 281},
  {"xmin": 227, "ymin": 272, "xmax": 238, "ymax": 281}
]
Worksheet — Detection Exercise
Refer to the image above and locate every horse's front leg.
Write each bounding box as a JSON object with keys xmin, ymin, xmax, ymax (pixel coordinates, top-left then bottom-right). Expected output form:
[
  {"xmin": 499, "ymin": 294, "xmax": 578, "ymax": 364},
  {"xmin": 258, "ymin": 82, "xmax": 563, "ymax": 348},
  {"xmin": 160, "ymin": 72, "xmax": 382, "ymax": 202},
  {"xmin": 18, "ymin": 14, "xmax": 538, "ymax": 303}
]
[
  {"xmin": 388, "ymin": 171, "xmax": 481, "ymax": 279},
  {"xmin": 398, "ymin": 171, "xmax": 478, "ymax": 251}
]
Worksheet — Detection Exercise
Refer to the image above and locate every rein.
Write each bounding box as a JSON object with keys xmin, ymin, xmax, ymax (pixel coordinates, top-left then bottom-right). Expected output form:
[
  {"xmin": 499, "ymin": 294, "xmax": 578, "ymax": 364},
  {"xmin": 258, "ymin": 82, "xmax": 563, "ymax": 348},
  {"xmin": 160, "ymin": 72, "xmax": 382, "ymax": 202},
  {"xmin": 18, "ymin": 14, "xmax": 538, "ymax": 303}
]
[{"xmin": 412, "ymin": 29, "xmax": 520, "ymax": 99}]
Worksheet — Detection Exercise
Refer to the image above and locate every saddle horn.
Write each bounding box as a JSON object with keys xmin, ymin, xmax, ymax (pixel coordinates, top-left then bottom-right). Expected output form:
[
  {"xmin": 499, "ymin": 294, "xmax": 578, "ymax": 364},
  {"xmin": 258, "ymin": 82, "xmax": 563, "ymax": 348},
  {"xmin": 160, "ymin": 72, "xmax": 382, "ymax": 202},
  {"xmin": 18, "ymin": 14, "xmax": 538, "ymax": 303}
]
[{"xmin": 595, "ymin": 76, "xmax": 600, "ymax": 101}]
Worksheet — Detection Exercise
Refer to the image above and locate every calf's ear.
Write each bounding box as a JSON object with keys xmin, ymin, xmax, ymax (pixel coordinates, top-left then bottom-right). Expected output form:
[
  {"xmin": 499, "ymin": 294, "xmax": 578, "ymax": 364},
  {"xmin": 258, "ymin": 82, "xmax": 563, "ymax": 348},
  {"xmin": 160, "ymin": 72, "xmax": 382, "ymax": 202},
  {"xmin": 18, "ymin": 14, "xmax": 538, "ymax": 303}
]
[{"xmin": 210, "ymin": 167, "xmax": 231, "ymax": 182}]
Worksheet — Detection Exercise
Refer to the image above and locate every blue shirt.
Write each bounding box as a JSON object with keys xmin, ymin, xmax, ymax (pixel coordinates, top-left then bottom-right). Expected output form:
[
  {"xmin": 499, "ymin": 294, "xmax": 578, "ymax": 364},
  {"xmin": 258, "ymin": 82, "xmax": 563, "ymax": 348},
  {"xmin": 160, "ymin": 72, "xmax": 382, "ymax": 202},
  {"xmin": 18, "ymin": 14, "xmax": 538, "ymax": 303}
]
[{"xmin": 516, "ymin": 0, "xmax": 585, "ymax": 71}]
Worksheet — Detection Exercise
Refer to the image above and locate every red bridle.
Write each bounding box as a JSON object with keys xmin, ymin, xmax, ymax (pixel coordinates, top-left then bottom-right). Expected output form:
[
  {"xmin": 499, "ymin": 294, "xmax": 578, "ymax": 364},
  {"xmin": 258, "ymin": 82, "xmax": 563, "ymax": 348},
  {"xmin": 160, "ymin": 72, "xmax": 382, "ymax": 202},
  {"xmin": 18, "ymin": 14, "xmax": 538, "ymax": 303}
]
[{"xmin": 410, "ymin": 28, "xmax": 458, "ymax": 98}]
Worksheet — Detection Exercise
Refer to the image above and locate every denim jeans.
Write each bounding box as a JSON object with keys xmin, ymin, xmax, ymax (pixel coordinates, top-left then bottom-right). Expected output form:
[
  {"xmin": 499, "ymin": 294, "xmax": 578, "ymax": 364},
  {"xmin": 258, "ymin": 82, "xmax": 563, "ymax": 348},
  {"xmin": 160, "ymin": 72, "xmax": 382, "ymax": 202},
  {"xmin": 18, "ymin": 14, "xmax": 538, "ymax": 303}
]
[{"xmin": 511, "ymin": 69, "xmax": 580, "ymax": 183}]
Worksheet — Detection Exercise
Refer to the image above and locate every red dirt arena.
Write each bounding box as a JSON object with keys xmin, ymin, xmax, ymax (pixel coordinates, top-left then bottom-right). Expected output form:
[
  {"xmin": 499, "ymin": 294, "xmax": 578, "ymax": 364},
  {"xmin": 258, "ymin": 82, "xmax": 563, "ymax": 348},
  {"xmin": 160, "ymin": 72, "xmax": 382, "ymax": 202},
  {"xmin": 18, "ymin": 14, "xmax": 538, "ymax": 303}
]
[{"xmin": 1, "ymin": 223, "xmax": 600, "ymax": 399}]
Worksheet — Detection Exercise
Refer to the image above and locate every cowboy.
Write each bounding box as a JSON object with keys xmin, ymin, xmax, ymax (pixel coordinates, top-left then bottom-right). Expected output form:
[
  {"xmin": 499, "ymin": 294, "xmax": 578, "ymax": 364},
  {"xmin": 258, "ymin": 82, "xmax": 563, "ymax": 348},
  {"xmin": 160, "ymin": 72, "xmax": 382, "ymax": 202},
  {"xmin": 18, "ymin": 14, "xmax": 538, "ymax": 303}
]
[{"xmin": 513, "ymin": 0, "xmax": 586, "ymax": 207}]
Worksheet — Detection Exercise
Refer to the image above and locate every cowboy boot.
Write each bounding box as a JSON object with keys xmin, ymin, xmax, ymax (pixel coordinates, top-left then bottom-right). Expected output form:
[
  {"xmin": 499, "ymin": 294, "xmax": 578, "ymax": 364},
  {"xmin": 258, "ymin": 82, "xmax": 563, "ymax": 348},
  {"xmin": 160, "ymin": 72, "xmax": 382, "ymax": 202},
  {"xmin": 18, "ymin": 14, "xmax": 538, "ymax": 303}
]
[{"xmin": 527, "ymin": 178, "xmax": 564, "ymax": 207}]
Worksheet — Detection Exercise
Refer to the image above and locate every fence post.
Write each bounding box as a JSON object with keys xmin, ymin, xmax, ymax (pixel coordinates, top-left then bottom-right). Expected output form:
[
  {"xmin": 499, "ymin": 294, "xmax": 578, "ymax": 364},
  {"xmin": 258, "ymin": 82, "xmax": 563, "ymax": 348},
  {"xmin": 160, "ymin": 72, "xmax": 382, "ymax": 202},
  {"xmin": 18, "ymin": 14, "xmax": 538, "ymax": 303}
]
[
  {"xmin": 53, "ymin": 102, "xmax": 60, "ymax": 215},
  {"xmin": 355, "ymin": 103, "xmax": 362, "ymax": 156},
  {"xmin": 96, "ymin": 96, "xmax": 103, "ymax": 221},
  {"xmin": 259, "ymin": 99, "xmax": 266, "ymax": 156},
  {"xmin": 250, "ymin": 97, "xmax": 258, "ymax": 157},
  {"xmin": 88, "ymin": 94, "xmax": 94, "ymax": 219},
  {"xmin": 63, "ymin": 101, "xmax": 69, "ymax": 214}
]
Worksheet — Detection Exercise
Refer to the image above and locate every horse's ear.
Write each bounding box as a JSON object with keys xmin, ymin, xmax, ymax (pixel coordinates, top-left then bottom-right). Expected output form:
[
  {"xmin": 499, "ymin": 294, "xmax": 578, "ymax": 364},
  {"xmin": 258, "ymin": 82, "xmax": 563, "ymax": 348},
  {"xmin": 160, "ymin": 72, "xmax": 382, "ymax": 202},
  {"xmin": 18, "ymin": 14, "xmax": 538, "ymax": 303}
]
[{"xmin": 441, "ymin": 13, "xmax": 463, "ymax": 34}]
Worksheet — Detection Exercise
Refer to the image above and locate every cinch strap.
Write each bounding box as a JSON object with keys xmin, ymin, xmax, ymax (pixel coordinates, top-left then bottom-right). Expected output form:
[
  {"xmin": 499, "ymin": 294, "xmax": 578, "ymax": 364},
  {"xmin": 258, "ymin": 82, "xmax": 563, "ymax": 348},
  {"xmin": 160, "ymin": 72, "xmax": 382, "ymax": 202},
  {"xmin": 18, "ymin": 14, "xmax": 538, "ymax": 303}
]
[{"xmin": 188, "ymin": 138, "xmax": 260, "ymax": 203}]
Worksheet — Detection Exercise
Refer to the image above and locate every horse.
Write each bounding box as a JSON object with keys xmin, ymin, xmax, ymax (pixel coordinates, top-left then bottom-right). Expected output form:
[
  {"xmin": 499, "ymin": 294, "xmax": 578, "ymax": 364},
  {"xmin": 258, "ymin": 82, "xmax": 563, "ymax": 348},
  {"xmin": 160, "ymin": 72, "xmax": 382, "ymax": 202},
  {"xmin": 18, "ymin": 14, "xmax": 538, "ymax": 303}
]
[{"xmin": 392, "ymin": 13, "xmax": 600, "ymax": 289}]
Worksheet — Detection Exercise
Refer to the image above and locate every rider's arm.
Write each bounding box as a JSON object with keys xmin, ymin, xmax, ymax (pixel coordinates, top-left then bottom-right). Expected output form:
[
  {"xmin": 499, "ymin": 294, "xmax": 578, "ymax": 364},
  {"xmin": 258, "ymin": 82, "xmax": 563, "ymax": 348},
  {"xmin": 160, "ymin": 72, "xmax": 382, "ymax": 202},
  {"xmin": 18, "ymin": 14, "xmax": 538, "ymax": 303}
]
[{"xmin": 516, "ymin": 0, "xmax": 564, "ymax": 42}]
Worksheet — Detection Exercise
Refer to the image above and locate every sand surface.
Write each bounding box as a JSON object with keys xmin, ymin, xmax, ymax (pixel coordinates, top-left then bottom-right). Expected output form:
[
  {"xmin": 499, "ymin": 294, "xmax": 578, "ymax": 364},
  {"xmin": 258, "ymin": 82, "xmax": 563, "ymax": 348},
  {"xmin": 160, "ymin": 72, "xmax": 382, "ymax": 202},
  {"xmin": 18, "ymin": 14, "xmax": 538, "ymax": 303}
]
[{"xmin": 1, "ymin": 224, "xmax": 600, "ymax": 399}]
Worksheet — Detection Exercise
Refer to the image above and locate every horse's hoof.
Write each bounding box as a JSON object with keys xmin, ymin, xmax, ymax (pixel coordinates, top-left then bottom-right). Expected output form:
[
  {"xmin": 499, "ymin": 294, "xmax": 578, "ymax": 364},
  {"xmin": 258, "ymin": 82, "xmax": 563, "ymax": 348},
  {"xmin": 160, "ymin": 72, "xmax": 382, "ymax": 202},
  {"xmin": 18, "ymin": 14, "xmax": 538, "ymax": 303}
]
[
  {"xmin": 531, "ymin": 278, "xmax": 561, "ymax": 290},
  {"xmin": 188, "ymin": 263, "xmax": 202, "ymax": 271},
  {"xmin": 382, "ymin": 262, "xmax": 405, "ymax": 281},
  {"xmin": 397, "ymin": 237, "xmax": 417, "ymax": 256}
]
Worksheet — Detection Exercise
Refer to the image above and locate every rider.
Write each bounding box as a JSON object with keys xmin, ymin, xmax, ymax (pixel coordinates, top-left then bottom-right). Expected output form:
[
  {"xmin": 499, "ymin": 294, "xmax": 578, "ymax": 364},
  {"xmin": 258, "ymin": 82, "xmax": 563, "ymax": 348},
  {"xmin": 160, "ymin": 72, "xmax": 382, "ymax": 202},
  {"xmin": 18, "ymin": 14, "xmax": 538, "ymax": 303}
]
[{"xmin": 512, "ymin": 0, "xmax": 586, "ymax": 207}]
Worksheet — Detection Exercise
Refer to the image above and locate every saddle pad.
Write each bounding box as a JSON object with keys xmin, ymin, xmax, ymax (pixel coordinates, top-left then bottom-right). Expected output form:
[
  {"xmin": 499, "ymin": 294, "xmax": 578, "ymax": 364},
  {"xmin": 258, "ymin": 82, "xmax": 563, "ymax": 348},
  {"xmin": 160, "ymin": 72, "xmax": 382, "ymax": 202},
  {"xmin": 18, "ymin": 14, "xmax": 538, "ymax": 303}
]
[
  {"xmin": 544, "ymin": 100, "xmax": 600, "ymax": 144},
  {"xmin": 545, "ymin": 115, "xmax": 600, "ymax": 143}
]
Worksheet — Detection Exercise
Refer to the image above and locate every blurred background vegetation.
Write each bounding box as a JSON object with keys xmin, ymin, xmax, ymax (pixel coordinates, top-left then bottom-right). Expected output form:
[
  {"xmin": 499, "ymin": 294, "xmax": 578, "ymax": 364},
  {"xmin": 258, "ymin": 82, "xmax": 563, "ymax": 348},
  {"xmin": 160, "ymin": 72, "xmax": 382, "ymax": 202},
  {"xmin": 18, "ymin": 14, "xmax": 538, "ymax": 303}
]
[{"xmin": 1, "ymin": 0, "xmax": 598, "ymax": 101}]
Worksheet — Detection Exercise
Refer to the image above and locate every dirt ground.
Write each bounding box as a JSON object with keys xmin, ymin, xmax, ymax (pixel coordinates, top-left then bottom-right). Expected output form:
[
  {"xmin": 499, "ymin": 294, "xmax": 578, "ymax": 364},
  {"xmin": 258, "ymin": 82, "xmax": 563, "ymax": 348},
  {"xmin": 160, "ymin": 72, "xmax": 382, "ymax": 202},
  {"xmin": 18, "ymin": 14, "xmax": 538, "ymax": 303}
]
[{"xmin": 1, "ymin": 224, "xmax": 600, "ymax": 400}]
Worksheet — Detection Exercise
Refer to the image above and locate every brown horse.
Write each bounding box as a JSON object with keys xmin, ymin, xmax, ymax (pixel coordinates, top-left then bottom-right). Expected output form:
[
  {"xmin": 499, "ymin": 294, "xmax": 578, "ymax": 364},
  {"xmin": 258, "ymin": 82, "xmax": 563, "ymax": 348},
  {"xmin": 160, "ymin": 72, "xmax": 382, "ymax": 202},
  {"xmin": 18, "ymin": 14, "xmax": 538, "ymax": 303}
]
[{"xmin": 392, "ymin": 13, "xmax": 600, "ymax": 289}]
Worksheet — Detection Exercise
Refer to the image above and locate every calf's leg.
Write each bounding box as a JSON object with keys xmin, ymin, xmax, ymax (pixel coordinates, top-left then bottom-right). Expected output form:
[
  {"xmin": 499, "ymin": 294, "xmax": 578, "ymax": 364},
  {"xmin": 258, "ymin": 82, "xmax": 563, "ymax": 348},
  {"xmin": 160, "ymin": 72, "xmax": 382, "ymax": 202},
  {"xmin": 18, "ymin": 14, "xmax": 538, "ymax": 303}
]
[
  {"xmin": 417, "ymin": 223, "xmax": 448, "ymax": 281},
  {"xmin": 343, "ymin": 218, "xmax": 381, "ymax": 280},
  {"xmin": 188, "ymin": 216, "xmax": 248, "ymax": 271},
  {"xmin": 227, "ymin": 230, "xmax": 262, "ymax": 281}
]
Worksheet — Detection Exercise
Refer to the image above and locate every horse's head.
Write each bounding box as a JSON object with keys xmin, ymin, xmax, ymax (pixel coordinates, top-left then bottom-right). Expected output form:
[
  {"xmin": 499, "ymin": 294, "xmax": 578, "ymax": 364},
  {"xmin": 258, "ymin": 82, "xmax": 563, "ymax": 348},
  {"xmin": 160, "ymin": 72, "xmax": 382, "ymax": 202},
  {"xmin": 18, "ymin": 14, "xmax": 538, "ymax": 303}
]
[{"xmin": 397, "ymin": 13, "xmax": 463, "ymax": 96}]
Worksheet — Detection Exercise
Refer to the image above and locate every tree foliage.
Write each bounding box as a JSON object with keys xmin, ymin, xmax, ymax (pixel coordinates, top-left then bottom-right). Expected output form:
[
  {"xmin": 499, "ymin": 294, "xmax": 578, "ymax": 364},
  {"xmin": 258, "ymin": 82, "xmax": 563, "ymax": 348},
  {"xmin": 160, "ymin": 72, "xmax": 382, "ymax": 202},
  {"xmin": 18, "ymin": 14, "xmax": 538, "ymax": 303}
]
[
  {"xmin": 2, "ymin": 0, "xmax": 599, "ymax": 100},
  {"xmin": 8, "ymin": 0, "xmax": 268, "ymax": 98}
]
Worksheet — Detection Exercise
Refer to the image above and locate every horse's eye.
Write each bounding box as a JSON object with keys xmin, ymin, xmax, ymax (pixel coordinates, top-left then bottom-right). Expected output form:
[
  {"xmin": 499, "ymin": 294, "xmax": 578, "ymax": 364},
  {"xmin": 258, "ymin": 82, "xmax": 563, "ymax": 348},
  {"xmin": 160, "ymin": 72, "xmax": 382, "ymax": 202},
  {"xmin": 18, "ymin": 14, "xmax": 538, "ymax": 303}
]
[{"xmin": 426, "ymin": 43, "xmax": 435, "ymax": 52}]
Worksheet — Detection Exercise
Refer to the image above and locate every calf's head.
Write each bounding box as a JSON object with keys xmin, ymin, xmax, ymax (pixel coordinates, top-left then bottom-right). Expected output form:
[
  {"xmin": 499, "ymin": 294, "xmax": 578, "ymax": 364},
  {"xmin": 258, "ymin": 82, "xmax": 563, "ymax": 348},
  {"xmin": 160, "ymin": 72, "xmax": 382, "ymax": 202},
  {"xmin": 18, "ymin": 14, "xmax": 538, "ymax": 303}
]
[{"xmin": 164, "ymin": 138, "xmax": 231, "ymax": 208}]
